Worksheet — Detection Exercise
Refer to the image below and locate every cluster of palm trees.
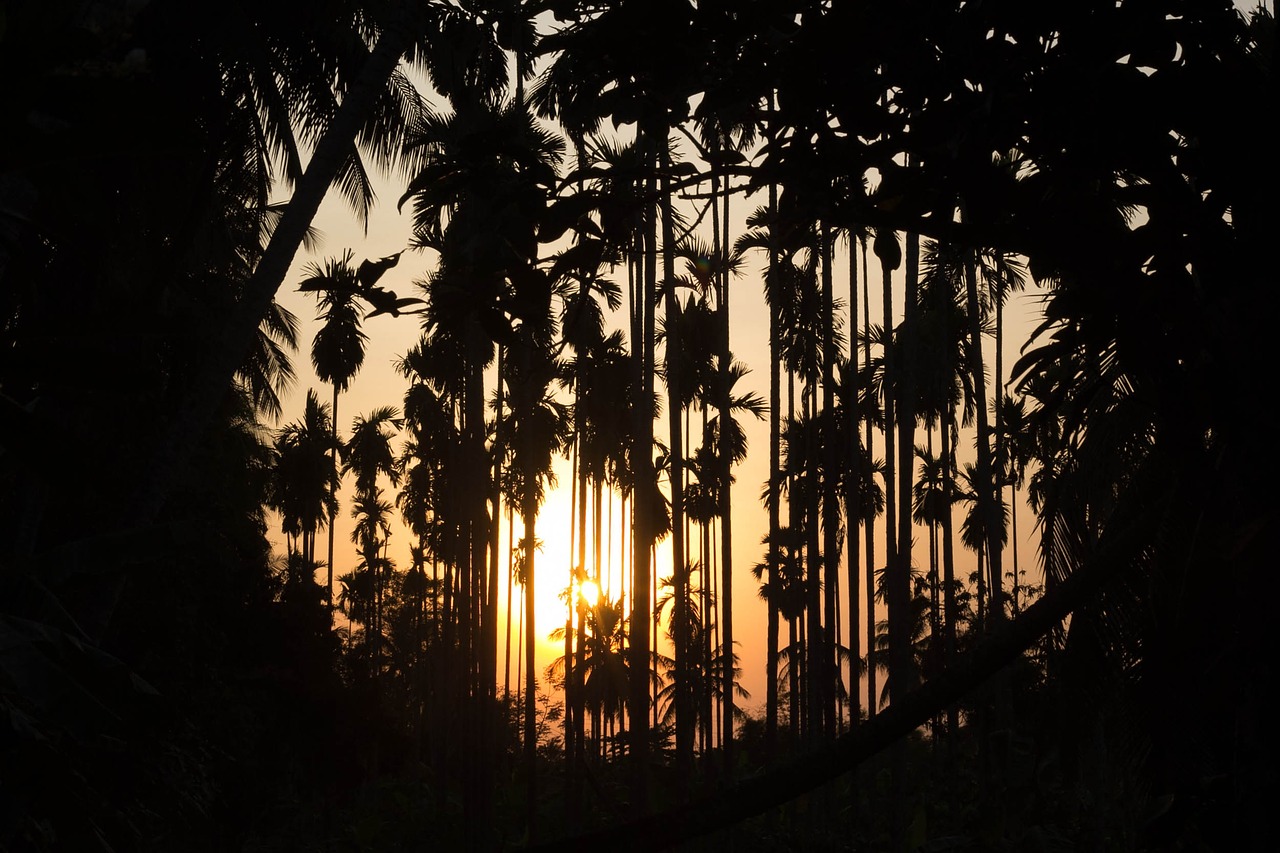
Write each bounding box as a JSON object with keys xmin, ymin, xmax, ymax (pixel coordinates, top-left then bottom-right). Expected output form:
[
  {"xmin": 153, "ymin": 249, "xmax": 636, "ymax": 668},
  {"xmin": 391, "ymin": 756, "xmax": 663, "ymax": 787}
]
[
  {"xmin": 6, "ymin": 0, "xmax": 1269, "ymax": 847},
  {"xmin": 235, "ymin": 1, "xmax": 1278, "ymax": 845},
  {"xmin": 252, "ymin": 2, "xmax": 1074, "ymax": 836}
]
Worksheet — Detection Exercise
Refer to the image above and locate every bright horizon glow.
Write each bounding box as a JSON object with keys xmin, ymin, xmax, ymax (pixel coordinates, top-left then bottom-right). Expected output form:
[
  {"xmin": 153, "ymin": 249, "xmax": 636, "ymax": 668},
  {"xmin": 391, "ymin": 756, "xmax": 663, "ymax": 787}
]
[{"xmin": 269, "ymin": 127, "xmax": 1047, "ymax": 723}]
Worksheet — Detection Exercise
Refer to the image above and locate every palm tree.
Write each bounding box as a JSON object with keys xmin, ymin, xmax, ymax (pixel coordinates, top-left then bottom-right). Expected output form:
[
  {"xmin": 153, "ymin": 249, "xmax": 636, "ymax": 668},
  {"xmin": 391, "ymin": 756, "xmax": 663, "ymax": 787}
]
[
  {"xmin": 345, "ymin": 406, "xmax": 403, "ymax": 669},
  {"xmin": 995, "ymin": 393, "xmax": 1035, "ymax": 614},
  {"xmin": 346, "ymin": 407, "xmax": 403, "ymax": 495},
  {"xmin": 751, "ymin": 519, "xmax": 811, "ymax": 735},
  {"xmin": 403, "ymin": 83, "xmax": 573, "ymax": 834},
  {"xmin": 300, "ymin": 250, "xmax": 368, "ymax": 609},
  {"xmin": 547, "ymin": 596, "xmax": 632, "ymax": 764},
  {"xmin": 123, "ymin": 1, "xmax": 465, "ymax": 534},
  {"xmin": 269, "ymin": 390, "xmax": 338, "ymax": 569},
  {"xmin": 237, "ymin": 300, "xmax": 301, "ymax": 422},
  {"xmin": 866, "ymin": 582, "xmax": 933, "ymax": 711},
  {"xmin": 736, "ymin": 188, "xmax": 807, "ymax": 748}
]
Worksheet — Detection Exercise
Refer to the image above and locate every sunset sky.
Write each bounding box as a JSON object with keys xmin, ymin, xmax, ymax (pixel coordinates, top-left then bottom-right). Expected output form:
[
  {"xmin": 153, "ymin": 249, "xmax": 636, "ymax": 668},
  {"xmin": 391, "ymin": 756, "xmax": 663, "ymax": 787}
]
[{"xmin": 269, "ymin": 153, "xmax": 1047, "ymax": 710}]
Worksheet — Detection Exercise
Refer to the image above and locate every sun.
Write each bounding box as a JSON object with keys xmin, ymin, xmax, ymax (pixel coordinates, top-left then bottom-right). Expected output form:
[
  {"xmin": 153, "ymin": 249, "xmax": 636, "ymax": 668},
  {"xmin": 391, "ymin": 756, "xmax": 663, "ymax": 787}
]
[
  {"xmin": 580, "ymin": 578, "xmax": 600, "ymax": 609},
  {"xmin": 496, "ymin": 479, "xmax": 580, "ymax": 683}
]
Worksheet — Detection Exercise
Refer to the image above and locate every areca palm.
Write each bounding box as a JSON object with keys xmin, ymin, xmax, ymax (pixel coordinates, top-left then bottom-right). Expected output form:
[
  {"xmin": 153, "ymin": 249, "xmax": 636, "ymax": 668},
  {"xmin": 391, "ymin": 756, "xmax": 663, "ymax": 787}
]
[
  {"xmin": 956, "ymin": 461, "xmax": 1011, "ymax": 622},
  {"xmin": 536, "ymin": 3, "xmax": 708, "ymax": 803},
  {"xmin": 734, "ymin": 190, "xmax": 785, "ymax": 746},
  {"xmin": 866, "ymin": 585, "xmax": 934, "ymax": 711},
  {"xmin": 401, "ymin": 88, "xmax": 569, "ymax": 836},
  {"xmin": 345, "ymin": 407, "xmax": 403, "ymax": 496},
  {"xmin": 300, "ymin": 250, "xmax": 368, "ymax": 608},
  {"xmin": 547, "ymin": 596, "xmax": 632, "ymax": 762},
  {"xmin": 995, "ymin": 393, "xmax": 1035, "ymax": 613},
  {"xmin": 269, "ymin": 389, "xmax": 337, "ymax": 569},
  {"xmin": 654, "ymin": 602, "xmax": 750, "ymax": 747},
  {"xmin": 751, "ymin": 523, "xmax": 809, "ymax": 735},
  {"xmin": 343, "ymin": 407, "xmax": 401, "ymax": 677},
  {"xmin": 349, "ymin": 490, "xmax": 395, "ymax": 666}
]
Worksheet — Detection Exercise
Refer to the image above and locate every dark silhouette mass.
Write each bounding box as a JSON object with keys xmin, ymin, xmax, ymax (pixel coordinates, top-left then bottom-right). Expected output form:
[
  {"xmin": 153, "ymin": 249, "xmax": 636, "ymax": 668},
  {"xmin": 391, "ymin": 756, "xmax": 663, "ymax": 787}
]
[{"xmin": 1, "ymin": 1, "xmax": 1271, "ymax": 851}]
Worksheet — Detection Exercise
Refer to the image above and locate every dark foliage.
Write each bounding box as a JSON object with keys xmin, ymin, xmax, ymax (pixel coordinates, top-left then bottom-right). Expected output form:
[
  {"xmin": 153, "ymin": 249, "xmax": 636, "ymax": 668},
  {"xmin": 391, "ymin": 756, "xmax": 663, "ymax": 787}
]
[{"xmin": 2, "ymin": 1, "xmax": 1273, "ymax": 850}]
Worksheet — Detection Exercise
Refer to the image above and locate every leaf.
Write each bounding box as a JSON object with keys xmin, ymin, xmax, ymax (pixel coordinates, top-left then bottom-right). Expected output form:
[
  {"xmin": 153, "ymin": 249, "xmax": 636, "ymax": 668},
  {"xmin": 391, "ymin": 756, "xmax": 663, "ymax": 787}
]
[
  {"xmin": 356, "ymin": 253, "xmax": 402, "ymax": 288},
  {"xmin": 538, "ymin": 192, "xmax": 600, "ymax": 243}
]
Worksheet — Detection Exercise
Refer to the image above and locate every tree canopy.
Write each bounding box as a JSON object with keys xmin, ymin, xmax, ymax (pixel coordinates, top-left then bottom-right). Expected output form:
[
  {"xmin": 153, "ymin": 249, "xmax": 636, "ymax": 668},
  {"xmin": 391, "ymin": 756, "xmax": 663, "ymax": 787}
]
[{"xmin": 1, "ymin": 1, "xmax": 1271, "ymax": 850}]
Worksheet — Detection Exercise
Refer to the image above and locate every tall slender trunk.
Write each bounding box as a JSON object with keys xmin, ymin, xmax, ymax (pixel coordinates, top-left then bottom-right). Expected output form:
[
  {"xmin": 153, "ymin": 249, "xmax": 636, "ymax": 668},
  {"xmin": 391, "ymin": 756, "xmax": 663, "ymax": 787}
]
[
  {"xmin": 941, "ymin": 402, "xmax": 958, "ymax": 744},
  {"xmin": 564, "ymin": 446, "xmax": 578, "ymax": 821},
  {"xmin": 662, "ymin": 140, "xmax": 693, "ymax": 781},
  {"xmin": 962, "ymin": 247, "xmax": 1003, "ymax": 624},
  {"xmin": 328, "ymin": 385, "xmax": 339, "ymax": 609},
  {"xmin": 482, "ymin": 348, "xmax": 503, "ymax": 832},
  {"xmin": 892, "ymin": 231, "xmax": 919, "ymax": 700},
  {"xmin": 804, "ymin": 382, "xmax": 822, "ymax": 742},
  {"xmin": 628, "ymin": 120, "xmax": 658, "ymax": 814},
  {"xmin": 1011, "ymin": 480, "xmax": 1021, "ymax": 613},
  {"xmin": 878, "ymin": 230, "xmax": 898, "ymax": 690},
  {"xmin": 994, "ymin": 274, "xmax": 1006, "ymax": 606},
  {"xmin": 505, "ymin": 503, "xmax": 515, "ymax": 703},
  {"xmin": 464, "ymin": 358, "xmax": 490, "ymax": 833},
  {"xmin": 571, "ymin": 373, "xmax": 589, "ymax": 826},
  {"xmin": 845, "ymin": 230, "xmax": 862, "ymax": 731},
  {"xmin": 862, "ymin": 240, "xmax": 877, "ymax": 720},
  {"xmin": 765, "ymin": 143, "xmax": 781, "ymax": 753},
  {"xmin": 523, "ymin": 497, "xmax": 538, "ymax": 840},
  {"xmin": 819, "ymin": 222, "xmax": 839, "ymax": 738},
  {"xmin": 877, "ymin": 226, "xmax": 906, "ymax": 849},
  {"xmin": 716, "ymin": 139, "xmax": 736, "ymax": 769}
]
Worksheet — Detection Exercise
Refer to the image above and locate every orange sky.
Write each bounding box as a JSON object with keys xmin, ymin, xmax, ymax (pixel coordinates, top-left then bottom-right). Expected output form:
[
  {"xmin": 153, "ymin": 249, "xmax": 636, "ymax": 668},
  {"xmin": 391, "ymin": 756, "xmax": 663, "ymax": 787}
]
[{"xmin": 269, "ymin": 137, "xmax": 1047, "ymax": 719}]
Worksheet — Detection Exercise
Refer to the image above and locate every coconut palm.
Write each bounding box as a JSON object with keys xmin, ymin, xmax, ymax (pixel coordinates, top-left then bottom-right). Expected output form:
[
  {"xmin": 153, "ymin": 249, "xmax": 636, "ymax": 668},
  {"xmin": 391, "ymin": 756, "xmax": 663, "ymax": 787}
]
[{"xmin": 236, "ymin": 300, "xmax": 301, "ymax": 422}]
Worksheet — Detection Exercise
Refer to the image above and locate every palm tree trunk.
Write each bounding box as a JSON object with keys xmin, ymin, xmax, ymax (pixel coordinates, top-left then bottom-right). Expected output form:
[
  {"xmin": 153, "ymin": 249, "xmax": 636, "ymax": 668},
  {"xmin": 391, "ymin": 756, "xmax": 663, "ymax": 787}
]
[
  {"xmin": 661, "ymin": 140, "xmax": 693, "ymax": 781},
  {"xmin": 846, "ymin": 230, "xmax": 862, "ymax": 731},
  {"xmin": 862, "ymin": 240, "xmax": 877, "ymax": 721},
  {"xmin": 628, "ymin": 119, "xmax": 659, "ymax": 814},
  {"xmin": 505, "ymin": 503, "xmax": 515, "ymax": 704},
  {"xmin": 805, "ymin": 383, "xmax": 822, "ymax": 742},
  {"xmin": 765, "ymin": 143, "xmax": 781, "ymax": 754},
  {"xmin": 962, "ymin": 248, "xmax": 1004, "ymax": 624},
  {"xmin": 994, "ymin": 275, "xmax": 1006, "ymax": 605},
  {"xmin": 328, "ymin": 385, "xmax": 339, "ymax": 609},
  {"xmin": 464, "ymin": 358, "xmax": 490, "ymax": 830},
  {"xmin": 893, "ymin": 231, "xmax": 919, "ymax": 691},
  {"xmin": 889, "ymin": 229, "xmax": 920, "ymax": 848},
  {"xmin": 716, "ymin": 144, "xmax": 736, "ymax": 770},
  {"xmin": 877, "ymin": 230, "xmax": 898, "ymax": 706},
  {"xmin": 524, "ymin": 498, "xmax": 539, "ymax": 840},
  {"xmin": 941, "ymin": 405, "xmax": 958, "ymax": 704},
  {"xmin": 572, "ymin": 396, "xmax": 589, "ymax": 825},
  {"xmin": 820, "ymin": 222, "xmax": 840, "ymax": 738}
]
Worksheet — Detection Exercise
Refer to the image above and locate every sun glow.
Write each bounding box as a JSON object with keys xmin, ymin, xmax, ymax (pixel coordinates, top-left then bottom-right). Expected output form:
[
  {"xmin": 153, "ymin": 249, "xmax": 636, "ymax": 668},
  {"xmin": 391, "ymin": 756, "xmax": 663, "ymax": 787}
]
[{"xmin": 580, "ymin": 579, "xmax": 601, "ymax": 609}]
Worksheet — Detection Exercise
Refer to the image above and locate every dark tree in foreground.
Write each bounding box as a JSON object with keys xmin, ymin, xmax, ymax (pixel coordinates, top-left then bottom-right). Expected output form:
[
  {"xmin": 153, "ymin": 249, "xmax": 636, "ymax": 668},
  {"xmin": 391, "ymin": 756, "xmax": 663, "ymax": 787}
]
[{"xmin": 1, "ymin": 2, "xmax": 1272, "ymax": 851}]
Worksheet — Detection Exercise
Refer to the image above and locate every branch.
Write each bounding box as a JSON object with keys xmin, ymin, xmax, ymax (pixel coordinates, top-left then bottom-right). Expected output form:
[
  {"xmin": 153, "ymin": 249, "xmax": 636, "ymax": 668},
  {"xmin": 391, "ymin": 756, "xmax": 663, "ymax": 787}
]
[{"xmin": 525, "ymin": 484, "xmax": 1155, "ymax": 852}]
